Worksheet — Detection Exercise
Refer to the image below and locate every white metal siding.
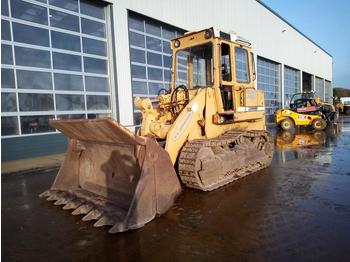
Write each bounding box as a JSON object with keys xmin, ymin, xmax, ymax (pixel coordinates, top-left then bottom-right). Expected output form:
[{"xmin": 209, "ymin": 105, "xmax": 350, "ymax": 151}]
[{"xmin": 107, "ymin": 0, "xmax": 332, "ymax": 126}]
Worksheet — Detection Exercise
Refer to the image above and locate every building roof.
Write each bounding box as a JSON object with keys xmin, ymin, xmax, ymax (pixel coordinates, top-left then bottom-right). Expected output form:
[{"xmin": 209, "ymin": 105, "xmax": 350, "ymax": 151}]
[{"xmin": 256, "ymin": 0, "xmax": 332, "ymax": 57}]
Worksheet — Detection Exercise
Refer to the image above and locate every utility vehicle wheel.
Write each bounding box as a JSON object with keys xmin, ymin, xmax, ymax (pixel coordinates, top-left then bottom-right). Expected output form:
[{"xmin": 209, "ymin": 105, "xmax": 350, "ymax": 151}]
[
  {"xmin": 313, "ymin": 131, "xmax": 326, "ymax": 143},
  {"xmin": 281, "ymin": 131, "xmax": 295, "ymax": 142},
  {"xmin": 312, "ymin": 118, "xmax": 327, "ymax": 131},
  {"xmin": 280, "ymin": 118, "xmax": 294, "ymax": 131}
]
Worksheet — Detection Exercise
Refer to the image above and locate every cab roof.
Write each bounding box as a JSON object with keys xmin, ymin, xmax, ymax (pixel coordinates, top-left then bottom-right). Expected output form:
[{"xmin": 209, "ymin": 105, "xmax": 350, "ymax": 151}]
[{"xmin": 173, "ymin": 27, "xmax": 251, "ymax": 47}]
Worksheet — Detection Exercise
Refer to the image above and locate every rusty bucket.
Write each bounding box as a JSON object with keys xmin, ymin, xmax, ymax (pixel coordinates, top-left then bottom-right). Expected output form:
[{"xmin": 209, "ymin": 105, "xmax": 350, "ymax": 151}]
[{"xmin": 40, "ymin": 118, "xmax": 181, "ymax": 233}]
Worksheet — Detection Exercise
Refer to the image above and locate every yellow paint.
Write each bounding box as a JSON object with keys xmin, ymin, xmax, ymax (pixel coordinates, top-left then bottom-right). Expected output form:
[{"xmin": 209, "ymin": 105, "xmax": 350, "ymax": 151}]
[
  {"xmin": 275, "ymin": 93, "xmax": 336, "ymax": 128},
  {"xmin": 276, "ymin": 131, "xmax": 325, "ymax": 151},
  {"xmin": 135, "ymin": 27, "xmax": 267, "ymax": 164},
  {"xmin": 275, "ymin": 109, "xmax": 321, "ymax": 126}
]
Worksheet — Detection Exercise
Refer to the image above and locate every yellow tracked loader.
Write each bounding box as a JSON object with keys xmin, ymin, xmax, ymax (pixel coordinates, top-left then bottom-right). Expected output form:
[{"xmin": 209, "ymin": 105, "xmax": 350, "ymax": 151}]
[{"xmin": 41, "ymin": 28, "xmax": 274, "ymax": 233}]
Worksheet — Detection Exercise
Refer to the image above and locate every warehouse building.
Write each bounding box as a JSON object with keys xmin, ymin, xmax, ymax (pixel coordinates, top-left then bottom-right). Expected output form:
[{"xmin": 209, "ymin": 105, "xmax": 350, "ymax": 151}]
[{"xmin": 1, "ymin": 0, "xmax": 333, "ymax": 161}]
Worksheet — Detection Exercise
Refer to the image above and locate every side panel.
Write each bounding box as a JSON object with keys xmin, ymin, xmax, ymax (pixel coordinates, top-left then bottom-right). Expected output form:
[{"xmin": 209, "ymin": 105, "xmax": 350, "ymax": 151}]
[
  {"xmin": 205, "ymin": 88, "xmax": 266, "ymax": 139},
  {"xmin": 245, "ymin": 89, "xmax": 264, "ymax": 107},
  {"xmin": 276, "ymin": 110, "xmax": 320, "ymax": 126}
]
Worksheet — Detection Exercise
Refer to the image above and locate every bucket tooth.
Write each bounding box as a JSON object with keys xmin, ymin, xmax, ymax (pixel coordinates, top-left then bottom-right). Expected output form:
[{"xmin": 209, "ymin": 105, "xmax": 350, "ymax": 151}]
[
  {"xmin": 62, "ymin": 199, "xmax": 84, "ymax": 210},
  {"xmin": 47, "ymin": 192, "xmax": 61, "ymax": 201},
  {"xmin": 82, "ymin": 208, "xmax": 103, "ymax": 221},
  {"xmin": 53, "ymin": 197, "xmax": 65, "ymax": 206},
  {"xmin": 72, "ymin": 203, "xmax": 94, "ymax": 215},
  {"xmin": 54, "ymin": 194, "xmax": 74, "ymax": 206},
  {"xmin": 39, "ymin": 190, "xmax": 52, "ymax": 199},
  {"xmin": 108, "ymin": 223, "xmax": 128, "ymax": 234},
  {"xmin": 93, "ymin": 215, "xmax": 119, "ymax": 227}
]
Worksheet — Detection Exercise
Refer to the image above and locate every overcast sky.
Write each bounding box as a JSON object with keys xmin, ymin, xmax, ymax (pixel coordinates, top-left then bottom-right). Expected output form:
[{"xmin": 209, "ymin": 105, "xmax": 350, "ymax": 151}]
[{"xmin": 262, "ymin": 0, "xmax": 350, "ymax": 88}]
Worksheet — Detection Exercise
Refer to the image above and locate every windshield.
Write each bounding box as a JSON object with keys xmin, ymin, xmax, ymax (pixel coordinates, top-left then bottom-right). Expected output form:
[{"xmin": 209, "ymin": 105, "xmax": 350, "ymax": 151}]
[
  {"xmin": 291, "ymin": 93, "xmax": 315, "ymax": 104},
  {"xmin": 175, "ymin": 43, "xmax": 213, "ymax": 89}
]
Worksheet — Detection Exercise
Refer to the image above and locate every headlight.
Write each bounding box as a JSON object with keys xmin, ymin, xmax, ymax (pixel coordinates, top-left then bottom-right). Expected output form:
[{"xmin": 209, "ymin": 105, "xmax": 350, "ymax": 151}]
[
  {"xmin": 204, "ymin": 29, "xmax": 212, "ymax": 39},
  {"xmin": 174, "ymin": 39, "xmax": 180, "ymax": 48}
]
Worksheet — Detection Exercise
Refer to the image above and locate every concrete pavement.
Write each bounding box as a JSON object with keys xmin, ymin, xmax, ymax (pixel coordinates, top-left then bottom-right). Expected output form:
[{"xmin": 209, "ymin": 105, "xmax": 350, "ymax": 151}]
[{"xmin": 2, "ymin": 116, "xmax": 350, "ymax": 261}]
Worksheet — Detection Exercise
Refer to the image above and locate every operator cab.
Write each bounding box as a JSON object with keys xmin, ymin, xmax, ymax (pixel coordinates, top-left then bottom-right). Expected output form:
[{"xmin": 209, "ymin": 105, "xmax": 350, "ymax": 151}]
[
  {"xmin": 171, "ymin": 27, "xmax": 256, "ymax": 117},
  {"xmin": 289, "ymin": 92, "xmax": 319, "ymax": 114}
]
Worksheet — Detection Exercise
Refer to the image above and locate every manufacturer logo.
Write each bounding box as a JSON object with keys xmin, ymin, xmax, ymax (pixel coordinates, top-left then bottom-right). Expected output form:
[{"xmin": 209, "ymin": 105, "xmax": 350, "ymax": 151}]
[{"xmin": 172, "ymin": 110, "xmax": 193, "ymax": 141}]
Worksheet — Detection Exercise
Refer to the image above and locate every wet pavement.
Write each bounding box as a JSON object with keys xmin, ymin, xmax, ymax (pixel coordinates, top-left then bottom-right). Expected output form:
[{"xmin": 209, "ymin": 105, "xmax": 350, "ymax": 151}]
[{"xmin": 2, "ymin": 116, "xmax": 350, "ymax": 262}]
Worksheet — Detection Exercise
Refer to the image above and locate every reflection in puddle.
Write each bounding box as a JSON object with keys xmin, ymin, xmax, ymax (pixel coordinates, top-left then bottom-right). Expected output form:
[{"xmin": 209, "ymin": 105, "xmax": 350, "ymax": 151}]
[
  {"xmin": 274, "ymin": 122, "xmax": 345, "ymax": 164},
  {"xmin": 276, "ymin": 130, "xmax": 327, "ymax": 151},
  {"xmin": 338, "ymin": 116, "xmax": 350, "ymax": 132}
]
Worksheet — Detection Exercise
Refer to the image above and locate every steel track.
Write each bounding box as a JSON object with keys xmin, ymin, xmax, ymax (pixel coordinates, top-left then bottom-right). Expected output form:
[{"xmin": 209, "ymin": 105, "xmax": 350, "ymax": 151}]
[{"xmin": 178, "ymin": 130, "xmax": 274, "ymax": 191}]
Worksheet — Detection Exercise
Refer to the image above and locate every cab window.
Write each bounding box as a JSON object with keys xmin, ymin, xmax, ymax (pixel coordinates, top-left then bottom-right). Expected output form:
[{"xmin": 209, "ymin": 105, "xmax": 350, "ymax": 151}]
[
  {"xmin": 221, "ymin": 43, "xmax": 231, "ymax": 81},
  {"xmin": 235, "ymin": 47, "xmax": 249, "ymax": 83},
  {"xmin": 175, "ymin": 43, "xmax": 213, "ymax": 89}
]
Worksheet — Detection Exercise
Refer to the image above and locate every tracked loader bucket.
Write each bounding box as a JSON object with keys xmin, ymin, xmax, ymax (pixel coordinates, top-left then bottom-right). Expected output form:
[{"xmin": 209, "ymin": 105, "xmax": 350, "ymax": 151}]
[{"xmin": 40, "ymin": 118, "xmax": 181, "ymax": 233}]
